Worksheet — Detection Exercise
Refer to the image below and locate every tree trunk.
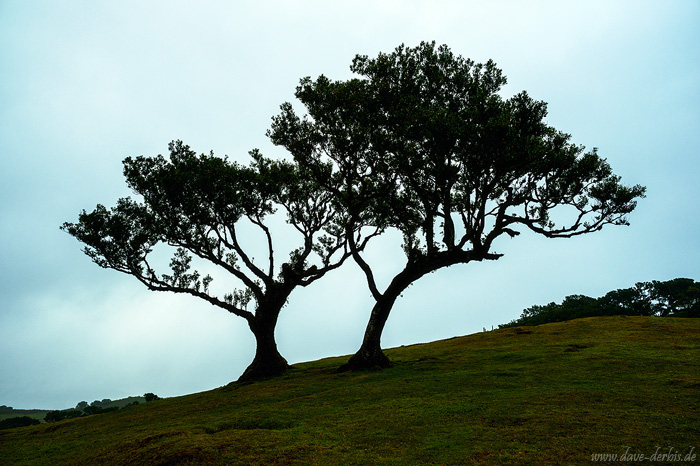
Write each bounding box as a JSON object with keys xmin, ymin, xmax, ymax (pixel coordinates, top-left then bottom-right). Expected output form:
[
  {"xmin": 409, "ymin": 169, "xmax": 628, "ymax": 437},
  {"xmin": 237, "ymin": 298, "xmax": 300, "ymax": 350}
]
[
  {"xmin": 339, "ymin": 254, "xmax": 468, "ymax": 372},
  {"xmin": 338, "ymin": 274, "xmax": 411, "ymax": 372},
  {"xmin": 338, "ymin": 298, "xmax": 395, "ymax": 371},
  {"xmin": 238, "ymin": 310, "xmax": 289, "ymax": 382}
]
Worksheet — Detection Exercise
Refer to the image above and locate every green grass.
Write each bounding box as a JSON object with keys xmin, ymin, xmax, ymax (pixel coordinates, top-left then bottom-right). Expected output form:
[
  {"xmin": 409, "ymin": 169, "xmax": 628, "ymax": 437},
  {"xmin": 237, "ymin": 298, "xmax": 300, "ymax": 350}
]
[{"xmin": 1, "ymin": 316, "xmax": 698, "ymax": 465}]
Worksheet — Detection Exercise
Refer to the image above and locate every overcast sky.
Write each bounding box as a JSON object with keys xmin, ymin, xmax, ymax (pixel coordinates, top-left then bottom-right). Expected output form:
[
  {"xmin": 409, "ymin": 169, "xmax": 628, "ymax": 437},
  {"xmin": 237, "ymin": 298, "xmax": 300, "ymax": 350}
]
[{"xmin": 1, "ymin": 1, "xmax": 698, "ymax": 410}]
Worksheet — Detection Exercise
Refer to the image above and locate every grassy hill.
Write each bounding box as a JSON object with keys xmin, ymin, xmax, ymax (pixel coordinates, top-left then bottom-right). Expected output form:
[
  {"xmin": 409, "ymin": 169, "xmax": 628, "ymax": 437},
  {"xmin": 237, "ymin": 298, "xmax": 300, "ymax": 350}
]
[{"xmin": 1, "ymin": 316, "xmax": 698, "ymax": 465}]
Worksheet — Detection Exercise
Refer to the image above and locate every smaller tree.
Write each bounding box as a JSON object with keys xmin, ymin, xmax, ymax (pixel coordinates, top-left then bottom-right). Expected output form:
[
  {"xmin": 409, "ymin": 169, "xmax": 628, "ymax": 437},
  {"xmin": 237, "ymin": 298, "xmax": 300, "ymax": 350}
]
[{"xmin": 63, "ymin": 141, "xmax": 364, "ymax": 381}]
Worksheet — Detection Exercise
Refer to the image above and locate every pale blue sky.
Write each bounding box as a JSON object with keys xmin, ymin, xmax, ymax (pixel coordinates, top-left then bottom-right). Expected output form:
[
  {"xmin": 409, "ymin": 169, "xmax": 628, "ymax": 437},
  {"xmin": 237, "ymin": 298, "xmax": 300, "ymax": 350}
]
[{"xmin": 1, "ymin": 0, "xmax": 698, "ymax": 409}]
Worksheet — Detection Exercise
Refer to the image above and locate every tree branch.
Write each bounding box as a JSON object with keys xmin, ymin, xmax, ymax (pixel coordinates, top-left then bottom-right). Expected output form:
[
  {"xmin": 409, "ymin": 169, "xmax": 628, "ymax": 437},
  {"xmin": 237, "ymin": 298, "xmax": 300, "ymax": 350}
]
[
  {"xmin": 247, "ymin": 214, "xmax": 275, "ymax": 279},
  {"xmin": 131, "ymin": 271, "xmax": 255, "ymax": 323},
  {"xmin": 228, "ymin": 224, "xmax": 272, "ymax": 286},
  {"xmin": 347, "ymin": 224, "xmax": 383, "ymax": 300},
  {"xmin": 171, "ymin": 229, "xmax": 265, "ymax": 299}
]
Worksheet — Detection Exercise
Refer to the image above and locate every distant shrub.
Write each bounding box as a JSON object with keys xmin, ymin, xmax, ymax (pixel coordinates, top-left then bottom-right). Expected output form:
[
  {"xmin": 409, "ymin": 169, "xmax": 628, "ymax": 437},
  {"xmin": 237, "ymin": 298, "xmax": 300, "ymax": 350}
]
[
  {"xmin": 144, "ymin": 393, "xmax": 160, "ymax": 402},
  {"xmin": 44, "ymin": 409, "xmax": 83, "ymax": 423},
  {"xmin": 83, "ymin": 405, "xmax": 119, "ymax": 415},
  {"xmin": 0, "ymin": 416, "xmax": 41, "ymax": 430},
  {"xmin": 44, "ymin": 411, "xmax": 62, "ymax": 422}
]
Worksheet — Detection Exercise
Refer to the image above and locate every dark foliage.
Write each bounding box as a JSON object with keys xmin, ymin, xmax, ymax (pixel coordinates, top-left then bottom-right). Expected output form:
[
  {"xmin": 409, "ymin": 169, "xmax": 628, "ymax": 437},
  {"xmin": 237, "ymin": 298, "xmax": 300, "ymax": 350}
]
[
  {"xmin": 0, "ymin": 416, "xmax": 41, "ymax": 430},
  {"xmin": 500, "ymin": 278, "xmax": 700, "ymax": 328},
  {"xmin": 82, "ymin": 405, "xmax": 108, "ymax": 415},
  {"xmin": 269, "ymin": 41, "xmax": 646, "ymax": 370},
  {"xmin": 144, "ymin": 393, "xmax": 160, "ymax": 402},
  {"xmin": 62, "ymin": 141, "xmax": 363, "ymax": 381},
  {"xmin": 82, "ymin": 405, "xmax": 120, "ymax": 415},
  {"xmin": 44, "ymin": 409, "xmax": 83, "ymax": 423}
]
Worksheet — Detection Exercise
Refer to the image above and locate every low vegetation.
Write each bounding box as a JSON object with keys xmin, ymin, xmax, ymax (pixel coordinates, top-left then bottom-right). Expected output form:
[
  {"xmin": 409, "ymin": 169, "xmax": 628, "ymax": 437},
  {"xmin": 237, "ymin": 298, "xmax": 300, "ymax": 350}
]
[
  {"xmin": 0, "ymin": 396, "xmax": 154, "ymax": 428},
  {"xmin": 0, "ymin": 416, "xmax": 40, "ymax": 430},
  {"xmin": 1, "ymin": 316, "xmax": 698, "ymax": 465},
  {"xmin": 500, "ymin": 278, "xmax": 699, "ymax": 328}
]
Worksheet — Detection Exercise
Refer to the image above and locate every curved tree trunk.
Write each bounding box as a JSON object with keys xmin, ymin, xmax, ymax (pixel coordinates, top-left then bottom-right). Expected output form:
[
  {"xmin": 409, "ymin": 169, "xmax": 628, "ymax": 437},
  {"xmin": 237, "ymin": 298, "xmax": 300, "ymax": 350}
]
[
  {"xmin": 339, "ymin": 253, "xmax": 470, "ymax": 372},
  {"xmin": 338, "ymin": 296, "xmax": 396, "ymax": 371},
  {"xmin": 238, "ymin": 309, "xmax": 289, "ymax": 382},
  {"xmin": 338, "ymin": 267, "xmax": 421, "ymax": 372}
]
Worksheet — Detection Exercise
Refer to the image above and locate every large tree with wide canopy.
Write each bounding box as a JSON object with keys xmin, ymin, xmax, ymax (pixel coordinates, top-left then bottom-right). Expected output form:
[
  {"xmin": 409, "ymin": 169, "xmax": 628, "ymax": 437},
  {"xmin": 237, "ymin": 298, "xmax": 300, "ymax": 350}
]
[{"xmin": 269, "ymin": 41, "xmax": 646, "ymax": 370}]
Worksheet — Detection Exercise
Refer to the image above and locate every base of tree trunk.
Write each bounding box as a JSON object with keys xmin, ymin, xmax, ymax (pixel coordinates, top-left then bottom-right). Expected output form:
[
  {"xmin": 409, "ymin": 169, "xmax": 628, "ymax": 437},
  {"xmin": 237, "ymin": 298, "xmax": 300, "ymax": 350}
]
[
  {"xmin": 237, "ymin": 354, "xmax": 290, "ymax": 382},
  {"xmin": 337, "ymin": 347, "xmax": 392, "ymax": 372}
]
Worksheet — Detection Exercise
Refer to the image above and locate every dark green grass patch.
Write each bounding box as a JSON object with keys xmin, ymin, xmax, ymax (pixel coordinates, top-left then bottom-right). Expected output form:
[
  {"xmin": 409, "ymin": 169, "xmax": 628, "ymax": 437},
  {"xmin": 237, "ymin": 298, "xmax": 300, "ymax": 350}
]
[{"xmin": 1, "ymin": 316, "xmax": 698, "ymax": 465}]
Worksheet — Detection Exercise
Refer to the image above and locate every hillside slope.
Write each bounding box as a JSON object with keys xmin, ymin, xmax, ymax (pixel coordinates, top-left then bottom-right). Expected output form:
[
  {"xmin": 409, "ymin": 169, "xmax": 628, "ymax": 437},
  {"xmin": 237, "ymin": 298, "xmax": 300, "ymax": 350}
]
[{"xmin": 1, "ymin": 316, "xmax": 698, "ymax": 465}]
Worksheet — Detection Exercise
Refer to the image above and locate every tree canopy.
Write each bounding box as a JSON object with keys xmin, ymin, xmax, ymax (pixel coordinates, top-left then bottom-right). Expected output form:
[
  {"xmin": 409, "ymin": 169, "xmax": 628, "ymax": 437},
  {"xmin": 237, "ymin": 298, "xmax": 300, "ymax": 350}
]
[
  {"xmin": 269, "ymin": 41, "xmax": 646, "ymax": 369},
  {"xmin": 62, "ymin": 140, "xmax": 358, "ymax": 380},
  {"xmin": 64, "ymin": 42, "xmax": 647, "ymax": 379}
]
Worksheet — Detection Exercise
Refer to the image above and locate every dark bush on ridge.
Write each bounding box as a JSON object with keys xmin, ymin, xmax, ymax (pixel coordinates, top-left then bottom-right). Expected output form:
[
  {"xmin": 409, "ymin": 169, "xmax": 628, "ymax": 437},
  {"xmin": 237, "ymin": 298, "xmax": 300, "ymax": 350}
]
[
  {"xmin": 0, "ymin": 416, "xmax": 41, "ymax": 430},
  {"xmin": 44, "ymin": 409, "xmax": 83, "ymax": 423},
  {"xmin": 83, "ymin": 405, "xmax": 119, "ymax": 415}
]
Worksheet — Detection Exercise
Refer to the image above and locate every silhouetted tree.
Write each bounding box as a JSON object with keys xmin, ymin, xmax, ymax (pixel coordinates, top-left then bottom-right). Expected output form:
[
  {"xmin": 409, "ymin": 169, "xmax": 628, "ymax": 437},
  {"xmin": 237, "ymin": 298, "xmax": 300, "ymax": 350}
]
[
  {"xmin": 270, "ymin": 41, "xmax": 646, "ymax": 370},
  {"xmin": 516, "ymin": 302, "xmax": 560, "ymax": 327},
  {"xmin": 598, "ymin": 284, "xmax": 653, "ymax": 316},
  {"xmin": 645, "ymin": 278, "xmax": 700, "ymax": 317},
  {"xmin": 62, "ymin": 141, "xmax": 364, "ymax": 381},
  {"xmin": 558, "ymin": 295, "xmax": 603, "ymax": 321},
  {"xmin": 144, "ymin": 393, "xmax": 160, "ymax": 402}
]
